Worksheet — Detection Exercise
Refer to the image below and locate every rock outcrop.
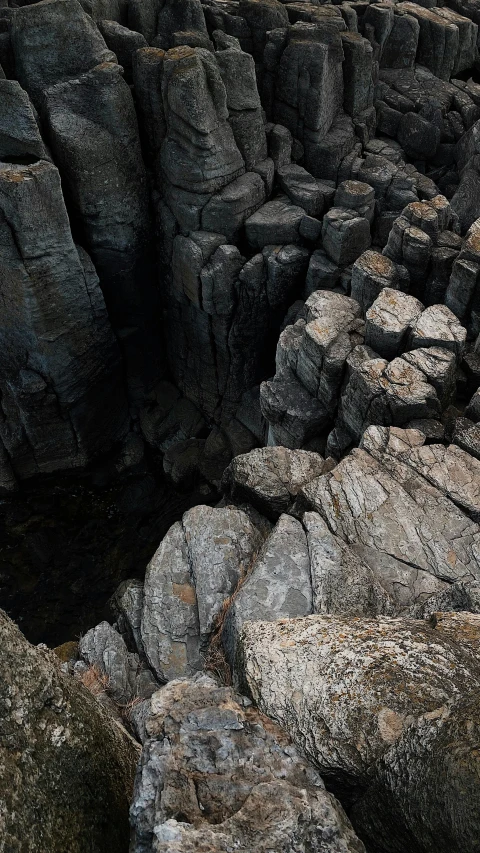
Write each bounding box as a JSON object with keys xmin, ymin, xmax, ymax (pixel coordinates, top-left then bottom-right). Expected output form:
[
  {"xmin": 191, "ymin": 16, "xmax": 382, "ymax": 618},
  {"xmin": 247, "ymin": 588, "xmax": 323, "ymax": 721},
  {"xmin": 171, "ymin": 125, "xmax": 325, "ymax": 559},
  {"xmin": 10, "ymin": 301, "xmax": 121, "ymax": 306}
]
[
  {"xmin": 239, "ymin": 611, "xmax": 480, "ymax": 853},
  {"xmin": 0, "ymin": 608, "xmax": 138, "ymax": 853},
  {"xmin": 130, "ymin": 673, "xmax": 366, "ymax": 853}
]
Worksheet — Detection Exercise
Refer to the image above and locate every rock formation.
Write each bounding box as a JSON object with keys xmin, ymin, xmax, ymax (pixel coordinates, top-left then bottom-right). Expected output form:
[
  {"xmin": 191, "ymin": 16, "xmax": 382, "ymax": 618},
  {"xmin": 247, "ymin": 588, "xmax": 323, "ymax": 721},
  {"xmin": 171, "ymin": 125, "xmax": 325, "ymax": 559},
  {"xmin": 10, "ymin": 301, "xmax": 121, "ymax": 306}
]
[
  {"xmin": 0, "ymin": 608, "xmax": 138, "ymax": 853},
  {"xmin": 3, "ymin": 0, "xmax": 480, "ymax": 851}
]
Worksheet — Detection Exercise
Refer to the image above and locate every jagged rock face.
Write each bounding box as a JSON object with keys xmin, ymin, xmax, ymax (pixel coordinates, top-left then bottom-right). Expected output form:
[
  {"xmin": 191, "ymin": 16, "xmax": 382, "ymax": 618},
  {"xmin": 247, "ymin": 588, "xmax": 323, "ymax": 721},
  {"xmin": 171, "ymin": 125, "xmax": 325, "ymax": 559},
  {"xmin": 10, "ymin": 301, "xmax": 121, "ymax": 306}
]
[
  {"xmin": 0, "ymin": 159, "xmax": 128, "ymax": 484},
  {"xmin": 239, "ymin": 612, "xmax": 480, "ymax": 853},
  {"xmin": 0, "ymin": 608, "xmax": 139, "ymax": 853},
  {"xmin": 130, "ymin": 673, "xmax": 367, "ymax": 853}
]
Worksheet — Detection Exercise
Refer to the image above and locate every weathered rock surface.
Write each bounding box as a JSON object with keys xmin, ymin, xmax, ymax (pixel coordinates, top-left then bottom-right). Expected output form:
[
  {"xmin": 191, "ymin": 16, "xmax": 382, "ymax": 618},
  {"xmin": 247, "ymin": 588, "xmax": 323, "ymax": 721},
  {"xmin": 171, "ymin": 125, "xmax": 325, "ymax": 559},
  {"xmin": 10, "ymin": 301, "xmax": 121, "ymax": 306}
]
[
  {"xmin": 130, "ymin": 673, "xmax": 366, "ymax": 853},
  {"xmin": 140, "ymin": 504, "xmax": 268, "ymax": 682},
  {"xmin": 240, "ymin": 612, "xmax": 480, "ymax": 853},
  {"xmin": 0, "ymin": 608, "xmax": 138, "ymax": 853},
  {"xmin": 222, "ymin": 445, "xmax": 326, "ymax": 518}
]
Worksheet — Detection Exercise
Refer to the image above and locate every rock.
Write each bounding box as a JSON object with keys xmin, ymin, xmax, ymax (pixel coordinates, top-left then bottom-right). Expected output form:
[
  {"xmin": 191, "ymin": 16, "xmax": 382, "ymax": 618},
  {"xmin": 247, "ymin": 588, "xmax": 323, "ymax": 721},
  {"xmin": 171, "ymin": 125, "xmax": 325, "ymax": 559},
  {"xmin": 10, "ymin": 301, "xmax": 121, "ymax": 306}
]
[
  {"xmin": 222, "ymin": 513, "xmax": 312, "ymax": 668},
  {"xmin": 79, "ymin": 621, "xmax": 158, "ymax": 705},
  {"xmin": 350, "ymin": 250, "xmax": 406, "ymax": 313},
  {"xmin": 277, "ymin": 163, "xmax": 324, "ymax": 216},
  {"xmin": 130, "ymin": 673, "xmax": 366, "ymax": 853},
  {"xmin": 239, "ymin": 612, "xmax": 480, "ymax": 852},
  {"xmin": 466, "ymin": 387, "xmax": 480, "ymax": 421},
  {"xmin": 202, "ymin": 171, "xmax": 266, "ymax": 241},
  {"xmin": 409, "ymin": 304, "xmax": 467, "ymax": 357},
  {"xmin": 97, "ymin": 19, "xmax": 147, "ymax": 76},
  {"xmin": 10, "ymin": 0, "xmax": 115, "ymax": 108},
  {"xmin": 337, "ymin": 355, "xmax": 442, "ymax": 442},
  {"xmin": 109, "ymin": 578, "xmax": 145, "ymax": 655},
  {"xmin": 322, "ymin": 207, "xmax": 371, "ymax": 266},
  {"xmin": 140, "ymin": 505, "xmax": 267, "ymax": 682},
  {"xmin": 402, "ymin": 347, "xmax": 457, "ymax": 407},
  {"xmin": 0, "ymin": 160, "xmax": 128, "ymax": 480},
  {"xmin": 363, "ymin": 424, "xmax": 480, "ymax": 522},
  {"xmin": 44, "ymin": 63, "xmax": 155, "ymax": 342},
  {"xmin": 0, "ymin": 608, "xmax": 138, "ymax": 853},
  {"xmin": 245, "ymin": 196, "xmax": 305, "ymax": 248},
  {"xmin": 0, "ymin": 79, "xmax": 47, "ymax": 162},
  {"xmin": 365, "ymin": 288, "xmax": 424, "ymax": 360},
  {"xmin": 304, "ymin": 511, "xmax": 390, "ymax": 618},
  {"xmin": 222, "ymin": 445, "xmax": 326, "ymax": 518},
  {"xmin": 300, "ymin": 443, "xmax": 480, "ymax": 585}
]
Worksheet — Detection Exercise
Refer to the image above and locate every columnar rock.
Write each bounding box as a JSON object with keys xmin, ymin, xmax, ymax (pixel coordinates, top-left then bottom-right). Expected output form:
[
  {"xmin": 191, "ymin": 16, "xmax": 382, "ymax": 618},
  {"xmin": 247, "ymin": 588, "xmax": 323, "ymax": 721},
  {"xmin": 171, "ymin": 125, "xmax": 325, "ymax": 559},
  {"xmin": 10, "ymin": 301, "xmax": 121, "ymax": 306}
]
[
  {"xmin": 0, "ymin": 160, "xmax": 128, "ymax": 482},
  {"xmin": 0, "ymin": 608, "xmax": 138, "ymax": 853},
  {"xmin": 260, "ymin": 290, "xmax": 363, "ymax": 447},
  {"xmin": 239, "ymin": 612, "xmax": 480, "ymax": 853},
  {"xmin": 130, "ymin": 674, "xmax": 366, "ymax": 853},
  {"xmin": 10, "ymin": 0, "xmax": 115, "ymax": 108},
  {"xmin": 43, "ymin": 62, "xmax": 160, "ymax": 387}
]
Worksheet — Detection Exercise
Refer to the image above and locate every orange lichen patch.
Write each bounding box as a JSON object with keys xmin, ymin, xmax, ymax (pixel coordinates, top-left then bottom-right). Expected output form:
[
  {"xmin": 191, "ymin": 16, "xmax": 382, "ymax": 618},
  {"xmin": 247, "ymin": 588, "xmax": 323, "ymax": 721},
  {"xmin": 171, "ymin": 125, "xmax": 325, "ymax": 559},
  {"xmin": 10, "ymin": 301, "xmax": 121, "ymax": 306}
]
[
  {"xmin": 358, "ymin": 249, "xmax": 393, "ymax": 276},
  {"xmin": 172, "ymin": 582, "xmax": 197, "ymax": 605}
]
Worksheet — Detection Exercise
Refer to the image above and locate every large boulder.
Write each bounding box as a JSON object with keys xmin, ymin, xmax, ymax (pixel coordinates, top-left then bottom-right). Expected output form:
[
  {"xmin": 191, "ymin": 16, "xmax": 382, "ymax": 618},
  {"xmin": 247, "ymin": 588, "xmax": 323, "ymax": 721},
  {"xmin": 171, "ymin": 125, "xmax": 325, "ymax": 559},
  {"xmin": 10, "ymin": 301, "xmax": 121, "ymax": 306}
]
[
  {"xmin": 0, "ymin": 609, "xmax": 138, "ymax": 853},
  {"xmin": 130, "ymin": 673, "xmax": 366, "ymax": 853},
  {"xmin": 239, "ymin": 611, "xmax": 480, "ymax": 853},
  {"xmin": 140, "ymin": 505, "xmax": 268, "ymax": 682}
]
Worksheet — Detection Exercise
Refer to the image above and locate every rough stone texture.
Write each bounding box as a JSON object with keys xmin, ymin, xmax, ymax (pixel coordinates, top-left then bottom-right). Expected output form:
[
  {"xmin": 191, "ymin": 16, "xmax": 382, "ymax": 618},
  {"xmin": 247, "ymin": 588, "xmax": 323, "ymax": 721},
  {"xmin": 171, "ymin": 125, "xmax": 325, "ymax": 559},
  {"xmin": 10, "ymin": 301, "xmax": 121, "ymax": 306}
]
[
  {"xmin": 130, "ymin": 673, "xmax": 366, "ymax": 853},
  {"xmin": 79, "ymin": 620, "xmax": 158, "ymax": 704},
  {"xmin": 240, "ymin": 612, "xmax": 480, "ymax": 852},
  {"xmin": 300, "ymin": 444, "xmax": 480, "ymax": 585},
  {"xmin": 0, "ymin": 160, "xmax": 128, "ymax": 480},
  {"xmin": 365, "ymin": 288, "xmax": 424, "ymax": 360},
  {"xmin": 140, "ymin": 505, "xmax": 267, "ymax": 682},
  {"xmin": 222, "ymin": 513, "xmax": 312, "ymax": 667},
  {"xmin": 10, "ymin": 0, "xmax": 115, "ymax": 108},
  {"xmin": 0, "ymin": 608, "xmax": 138, "ymax": 853},
  {"xmin": 222, "ymin": 445, "xmax": 326, "ymax": 518}
]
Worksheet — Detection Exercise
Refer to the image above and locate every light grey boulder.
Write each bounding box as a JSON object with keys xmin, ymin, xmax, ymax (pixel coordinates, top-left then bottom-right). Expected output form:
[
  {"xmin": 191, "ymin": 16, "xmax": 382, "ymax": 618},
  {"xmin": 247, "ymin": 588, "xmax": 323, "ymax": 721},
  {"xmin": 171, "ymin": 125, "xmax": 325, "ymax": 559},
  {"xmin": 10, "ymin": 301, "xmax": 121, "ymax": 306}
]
[
  {"xmin": 239, "ymin": 611, "xmax": 480, "ymax": 853},
  {"xmin": 363, "ymin": 424, "xmax": 480, "ymax": 522},
  {"xmin": 350, "ymin": 250, "xmax": 406, "ymax": 313},
  {"xmin": 140, "ymin": 505, "xmax": 267, "ymax": 682},
  {"xmin": 222, "ymin": 445, "xmax": 326, "ymax": 519},
  {"xmin": 409, "ymin": 304, "xmax": 467, "ymax": 357},
  {"xmin": 365, "ymin": 288, "xmax": 424, "ymax": 360},
  {"xmin": 300, "ymin": 444, "xmax": 480, "ymax": 585},
  {"xmin": 337, "ymin": 355, "xmax": 441, "ymax": 442},
  {"xmin": 130, "ymin": 673, "xmax": 366, "ymax": 853},
  {"xmin": 79, "ymin": 621, "xmax": 158, "ymax": 705},
  {"xmin": 222, "ymin": 514, "xmax": 313, "ymax": 668},
  {"xmin": 304, "ymin": 511, "xmax": 390, "ymax": 618},
  {"xmin": 401, "ymin": 347, "xmax": 457, "ymax": 408}
]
